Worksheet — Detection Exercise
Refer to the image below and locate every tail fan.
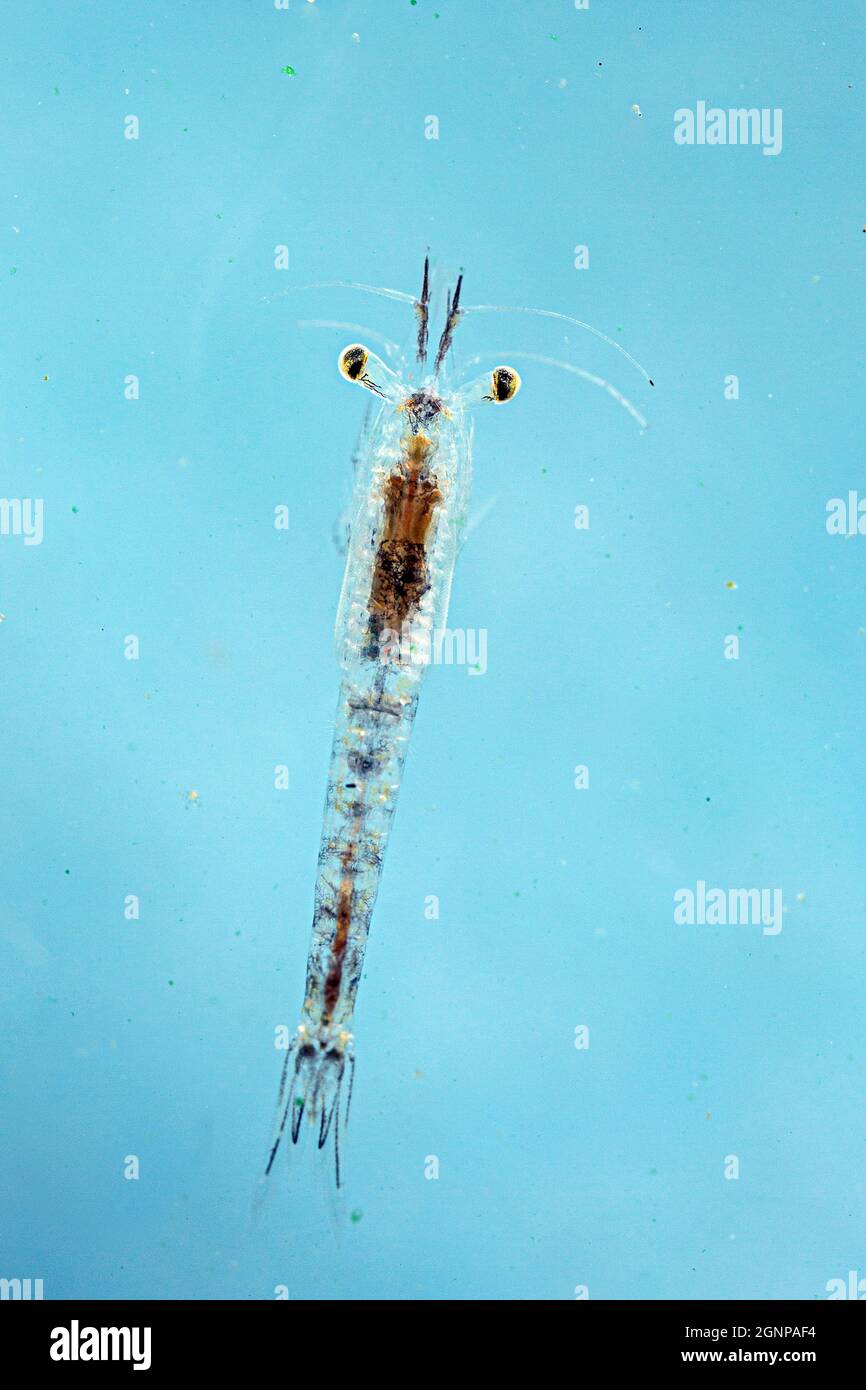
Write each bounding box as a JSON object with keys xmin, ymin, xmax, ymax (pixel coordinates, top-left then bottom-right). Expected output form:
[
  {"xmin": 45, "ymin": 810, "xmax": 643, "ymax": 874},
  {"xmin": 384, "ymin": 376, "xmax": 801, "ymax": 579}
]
[{"xmin": 265, "ymin": 1032, "xmax": 355, "ymax": 1188}]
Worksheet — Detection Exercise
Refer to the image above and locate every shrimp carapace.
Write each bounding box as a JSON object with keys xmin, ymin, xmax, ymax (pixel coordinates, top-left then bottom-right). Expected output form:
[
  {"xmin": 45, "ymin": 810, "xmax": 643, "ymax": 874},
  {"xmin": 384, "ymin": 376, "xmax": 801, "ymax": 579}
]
[{"xmin": 367, "ymin": 433, "xmax": 443, "ymax": 647}]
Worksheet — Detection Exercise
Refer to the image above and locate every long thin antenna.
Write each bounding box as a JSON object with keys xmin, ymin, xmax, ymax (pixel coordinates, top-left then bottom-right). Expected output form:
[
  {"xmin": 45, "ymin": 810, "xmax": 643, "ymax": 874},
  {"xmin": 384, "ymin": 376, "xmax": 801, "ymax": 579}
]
[
  {"xmin": 291, "ymin": 280, "xmax": 416, "ymax": 305},
  {"xmin": 462, "ymin": 304, "xmax": 654, "ymax": 386},
  {"xmin": 459, "ymin": 350, "xmax": 649, "ymax": 430},
  {"xmin": 296, "ymin": 320, "xmax": 402, "ymax": 362}
]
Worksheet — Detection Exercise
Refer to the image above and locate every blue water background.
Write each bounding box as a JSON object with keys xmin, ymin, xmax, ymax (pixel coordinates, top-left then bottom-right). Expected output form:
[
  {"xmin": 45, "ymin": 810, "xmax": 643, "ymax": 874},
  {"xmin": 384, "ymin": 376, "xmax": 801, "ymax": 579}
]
[{"xmin": 1, "ymin": 1, "xmax": 864, "ymax": 1299}]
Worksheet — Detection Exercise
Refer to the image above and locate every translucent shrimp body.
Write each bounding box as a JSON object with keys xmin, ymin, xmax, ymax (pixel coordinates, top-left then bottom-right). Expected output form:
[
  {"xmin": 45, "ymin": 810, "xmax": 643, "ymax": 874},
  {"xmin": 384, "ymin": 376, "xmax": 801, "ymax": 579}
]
[
  {"xmin": 267, "ymin": 268, "xmax": 482, "ymax": 1185},
  {"xmin": 265, "ymin": 258, "xmax": 648, "ymax": 1186}
]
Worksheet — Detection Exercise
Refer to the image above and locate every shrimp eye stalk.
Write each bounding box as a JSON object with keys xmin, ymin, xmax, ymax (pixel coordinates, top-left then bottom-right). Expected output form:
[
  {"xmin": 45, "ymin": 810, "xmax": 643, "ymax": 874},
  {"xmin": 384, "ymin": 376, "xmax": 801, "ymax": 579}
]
[
  {"xmin": 338, "ymin": 343, "xmax": 399, "ymax": 400},
  {"xmin": 452, "ymin": 365, "xmax": 522, "ymax": 410}
]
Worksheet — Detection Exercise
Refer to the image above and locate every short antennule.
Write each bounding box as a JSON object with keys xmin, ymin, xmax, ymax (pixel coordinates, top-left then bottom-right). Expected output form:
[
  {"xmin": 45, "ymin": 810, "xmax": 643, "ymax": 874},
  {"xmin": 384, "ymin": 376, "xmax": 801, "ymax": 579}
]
[
  {"xmin": 415, "ymin": 254, "xmax": 430, "ymax": 366},
  {"xmin": 434, "ymin": 272, "xmax": 464, "ymax": 375}
]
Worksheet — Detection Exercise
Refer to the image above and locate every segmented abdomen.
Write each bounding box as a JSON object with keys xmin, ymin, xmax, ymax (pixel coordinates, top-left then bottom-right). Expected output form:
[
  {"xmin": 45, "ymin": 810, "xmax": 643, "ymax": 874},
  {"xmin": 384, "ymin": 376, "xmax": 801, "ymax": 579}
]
[{"xmin": 302, "ymin": 660, "xmax": 421, "ymax": 1030}]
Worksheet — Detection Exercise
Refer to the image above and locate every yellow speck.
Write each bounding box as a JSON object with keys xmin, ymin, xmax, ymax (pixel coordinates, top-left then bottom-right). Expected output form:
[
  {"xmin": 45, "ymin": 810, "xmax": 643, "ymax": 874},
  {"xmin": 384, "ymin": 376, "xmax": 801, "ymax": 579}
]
[
  {"xmin": 186, "ymin": 789, "xmax": 200, "ymax": 804},
  {"xmin": 725, "ymin": 580, "xmax": 737, "ymax": 590},
  {"xmin": 796, "ymin": 891, "xmax": 806, "ymax": 902}
]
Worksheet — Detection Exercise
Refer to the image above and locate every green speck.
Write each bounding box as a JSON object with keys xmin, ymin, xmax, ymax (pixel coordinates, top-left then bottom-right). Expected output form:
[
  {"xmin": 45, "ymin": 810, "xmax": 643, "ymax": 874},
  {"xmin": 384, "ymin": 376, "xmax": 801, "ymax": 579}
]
[
  {"xmin": 281, "ymin": 65, "xmax": 297, "ymax": 76},
  {"xmin": 53, "ymin": 87, "xmax": 60, "ymax": 96},
  {"xmin": 168, "ymin": 979, "xmax": 174, "ymax": 986},
  {"xmin": 649, "ymin": 1167, "xmax": 658, "ymax": 1175},
  {"xmin": 294, "ymin": 1096, "xmax": 304, "ymax": 1110},
  {"xmin": 10, "ymin": 267, "xmax": 16, "ymax": 275},
  {"xmin": 64, "ymin": 868, "xmax": 70, "ymax": 875},
  {"xmin": 71, "ymin": 505, "xmax": 78, "ymax": 513},
  {"xmin": 350, "ymin": 1208, "xmax": 363, "ymax": 1223},
  {"xmin": 550, "ymin": 33, "xmax": 558, "ymax": 40}
]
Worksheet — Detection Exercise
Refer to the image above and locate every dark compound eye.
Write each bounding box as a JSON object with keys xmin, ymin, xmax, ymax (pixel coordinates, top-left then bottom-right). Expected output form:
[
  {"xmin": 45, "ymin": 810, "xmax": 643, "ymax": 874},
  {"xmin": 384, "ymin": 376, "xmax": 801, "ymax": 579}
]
[
  {"xmin": 339, "ymin": 344, "xmax": 369, "ymax": 382},
  {"xmin": 338, "ymin": 343, "xmax": 387, "ymax": 398},
  {"xmin": 490, "ymin": 366, "xmax": 521, "ymax": 403}
]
